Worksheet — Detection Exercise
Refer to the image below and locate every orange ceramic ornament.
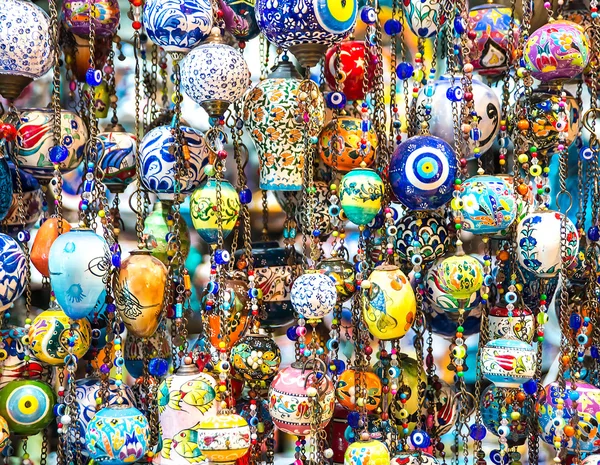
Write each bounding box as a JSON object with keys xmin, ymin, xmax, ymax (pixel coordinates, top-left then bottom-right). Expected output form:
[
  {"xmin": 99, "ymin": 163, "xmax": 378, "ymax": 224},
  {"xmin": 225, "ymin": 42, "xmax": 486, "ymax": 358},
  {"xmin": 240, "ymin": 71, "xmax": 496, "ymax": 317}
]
[
  {"xmin": 336, "ymin": 368, "xmax": 382, "ymax": 412},
  {"xmin": 205, "ymin": 278, "xmax": 249, "ymax": 349},
  {"xmin": 30, "ymin": 218, "xmax": 72, "ymax": 277},
  {"xmin": 319, "ymin": 116, "xmax": 377, "ymax": 172}
]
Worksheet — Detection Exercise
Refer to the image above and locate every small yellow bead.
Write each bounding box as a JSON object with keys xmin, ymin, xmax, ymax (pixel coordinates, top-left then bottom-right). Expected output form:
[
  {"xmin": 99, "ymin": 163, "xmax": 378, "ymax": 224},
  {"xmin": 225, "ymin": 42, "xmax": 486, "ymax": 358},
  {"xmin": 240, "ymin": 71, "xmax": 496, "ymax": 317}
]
[{"xmin": 98, "ymin": 210, "xmax": 106, "ymax": 218}]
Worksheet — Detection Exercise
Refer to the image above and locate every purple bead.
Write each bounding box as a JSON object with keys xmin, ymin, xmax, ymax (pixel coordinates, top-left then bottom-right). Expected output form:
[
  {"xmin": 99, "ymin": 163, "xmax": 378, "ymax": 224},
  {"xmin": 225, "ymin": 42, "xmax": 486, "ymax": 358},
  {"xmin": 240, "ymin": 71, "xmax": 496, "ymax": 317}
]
[
  {"xmin": 110, "ymin": 243, "xmax": 120, "ymax": 253},
  {"xmin": 49, "ymin": 146, "xmax": 69, "ymax": 163},
  {"xmin": 100, "ymin": 364, "xmax": 110, "ymax": 374},
  {"xmin": 106, "ymin": 303, "xmax": 116, "ymax": 313}
]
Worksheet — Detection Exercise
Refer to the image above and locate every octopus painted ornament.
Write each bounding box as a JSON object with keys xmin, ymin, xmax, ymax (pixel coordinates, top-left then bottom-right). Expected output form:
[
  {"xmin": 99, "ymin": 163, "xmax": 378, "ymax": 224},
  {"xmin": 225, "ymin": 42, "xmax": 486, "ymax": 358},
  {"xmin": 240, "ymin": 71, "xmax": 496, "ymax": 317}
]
[
  {"xmin": 336, "ymin": 369, "xmax": 382, "ymax": 412},
  {"xmin": 268, "ymin": 363, "xmax": 335, "ymax": 435},
  {"xmin": 516, "ymin": 210, "xmax": 579, "ymax": 278},
  {"xmin": 97, "ymin": 125, "xmax": 137, "ymax": 193},
  {"xmin": 0, "ymin": 380, "xmax": 56, "ymax": 436},
  {"xmin": 481, "ymin": 385, "xmax": 530, "ymax": 446},
  {"xmin": 0, "ymin": 234, "xmax": 27, "ymax": 313},
  {"xmin": 395, "ymin": 213, "xmax": 449, "ymax": 263},
  {"xmin": 344, "ymin": 439, "xmax": 390, "ymax": 465},
  {"xmin": 468, "ymin": 5, "xmax": 520, "ymax": 75},
  {"xmin": 62, "ymin": 0, "xmax": 120, "ymax": 37},
  {"xmin": 195, "ymin": 413, "xmax": 251, "ymax": 464},
  {"xmin": 538, "ymin": 382, "xmax": 600, "ymax": 453},
  {"xmin": 291, "ymin": 272, "xmax": 337, "ymax": 319},
  {"xmin": 231, "ymin": 333, "xmax": 282, "ymax": 383},
  {"xmin": 3, "ymin": 164, "xmax": 43, "ymax": 237},
  {"xmin": 0, "ymin": 327, "xmax": 49, "ymax": 388},
  {"xmin": 0, "ymin": 416, "xmax": 7, "ymax": 453},
  {"xmin": 480, "ymin": 337, "xmax": 536, "ymax": 387},
  {"xmin": 488, "ymin": 307, "xmax": 535, "ymax": 343},
  {"xmin": 390, "ymin": 135, "xmax": 458, "ymax": 211},
  {"xmin": 363, "ymin": 264, "xmax": 416, "ymax": 340},
  {"xmin": 339, "ymin": 167, "xmax": 385, "ymax": 225},
  {"xmin": 190, "ymin": 179, "xmax": 240, "ymax": 243},
  {"xmin": 144, "ymin": 200, "xmax": 191, "ymax": 265},
  {"xmin": 458, "ymin": 175, "xmax": 517, "ymax": 235},
  {"xmin": 524, "ymin": 20, "xmax": 590, "ymax": 81},
  {"xmin": 316, "ymin": 257, "xmax": 356, "ymax": 302},
  {"xmin": 319, "ymin": 116, "xmax": 378, "ymax": 171},
  {"xmin": 28, "ymin": 308, "xmax": 92, "ymax": 365},
  {"xmin": 324, "ymin": 41, "xmax": 374, "ymax": 101},
  {"xmin": 402, "ymin": 0, "xmax": 443, "ymax": 38}
]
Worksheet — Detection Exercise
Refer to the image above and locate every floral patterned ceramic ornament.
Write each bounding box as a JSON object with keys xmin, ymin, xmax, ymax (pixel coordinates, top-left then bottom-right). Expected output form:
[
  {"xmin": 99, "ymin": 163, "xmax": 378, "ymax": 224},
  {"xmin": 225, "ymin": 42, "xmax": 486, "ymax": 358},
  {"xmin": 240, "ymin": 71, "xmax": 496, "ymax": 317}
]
[
  {"xmin": 488, "ymin": 307, "xmax": 535, "ymax": 343},
  {"xmin": 97, "ymin": 126, "xmax": 137, "ymax": 193},
  {"xmin": 319, "ymin": 116, "xmax": 378, "ymax": 171},
  {"xmin": 231, "ymin": 333, "xmax": 282, "ymax": 383},
  {"xmin": 344, "ymin": 439, "xmax": 390, "ymax": 465},
  {"xmin": 190, "ymin": 179, "xmax": 240, "ymax": 243},
  {"xmin": 516, "ymin": 210, "xmax": 579, "ymax": 278},
  {"xmin": 480, "ymin": 337, "xmax": 536, "ymax": 387},
  {"xmin": 339, "ymin": 166, "xmax": 385, "ymax": 225},
  {"xmin": 436, "ymin": 252, "xmax": 484, "ymax": 301},
  {"xmin": 402, "ymin": 0, "xmax": 443, "ymax": 38},
  {"xmin": 291, "ymin": 272, "xmax": 337, "ymax": 319},
  {"xmin": 0, "ymin": 234, "xmax": 27, "ymax": 313},
  {"xmin": 196, "ymin": 413, "xmax": 251, "ymax": 463}
]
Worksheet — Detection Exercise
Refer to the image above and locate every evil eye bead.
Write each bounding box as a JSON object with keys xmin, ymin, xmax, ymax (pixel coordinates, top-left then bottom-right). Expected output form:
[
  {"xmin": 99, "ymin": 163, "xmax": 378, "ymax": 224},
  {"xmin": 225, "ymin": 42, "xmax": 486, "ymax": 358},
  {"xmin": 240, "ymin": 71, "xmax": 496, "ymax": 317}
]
[
  {"xmin": 580, "ymin": 146, "xmax": 594, "ymax": 161},
  {"xmin": 411, "ymin": 254, "xmax": 423, "ymax": 266},
  {"xmin": 360, "ymin": 6, "xmax": 377, "ymax": 24},
  {"xmin": 446, "ymin": 86, "xmax": 463, "ymax": 102},
  {"xmin": 410, "ymin": 429, "xmax": 431, "ymax": 448},
  {"xmin": 396, "ymin": 62, "xmax": 414, "ymax": 80},
  {"xmin": 85, "ymin": 68, "xmax": 103, "ymax": 87},
  {"xmin": 214, "ymin": 249, "xmax": 230, "ymax": 265},
  {"xmin": 326, "ymin": 91, "xmax": 347, "ymax": 109},
  {"xmin": 577, "ymin": 334, "xmax": 589, "ymax": 345},
  {"xmin": 17, "ymin": 230, "xmax": 30, "ymax": 243},
  {"xmin": 504, "ymin": 291, "xmax": 518, "ymax": 304},
  {"xmin": 329, "ymin": 204, "xmax": 341, "ymax": 216},
  {"xmin": 384, "ymin": 18, "xmax": 402, "ymax": 35}
]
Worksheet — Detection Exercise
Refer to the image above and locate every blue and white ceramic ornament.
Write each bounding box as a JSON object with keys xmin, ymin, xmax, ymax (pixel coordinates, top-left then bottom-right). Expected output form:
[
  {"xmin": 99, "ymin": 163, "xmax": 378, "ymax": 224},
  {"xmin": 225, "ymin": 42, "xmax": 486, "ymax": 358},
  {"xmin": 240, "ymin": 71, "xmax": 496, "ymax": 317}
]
[
  {"xmin": 143, "ymin": 0, "xmax": 213, "ymax": 53},
  {"xmin": 291, "ymin": 272, "xmax": 337, "ymax": 319},
  {"xmin": 389, "ymin": 135, "xmax": 458, "ymax": 211},
  {"xmin": 0, "ymin": 234, "xmax": 27, "ymax": 313},
  {"xmin": 402, "ymin": 0, "xmax": 443, "ymax": 38}
]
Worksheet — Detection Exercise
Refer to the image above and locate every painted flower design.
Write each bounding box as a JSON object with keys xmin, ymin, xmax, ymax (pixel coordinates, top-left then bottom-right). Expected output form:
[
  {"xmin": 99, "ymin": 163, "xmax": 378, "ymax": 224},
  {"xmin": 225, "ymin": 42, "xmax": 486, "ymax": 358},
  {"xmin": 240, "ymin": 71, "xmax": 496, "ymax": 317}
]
[
  {"xmin": 462, "ymin": 193, "xmax": 479, "ymax": 214},
  {"xmin": 550, "ymin": 31, "xmax": 573, "ymax": 52}
]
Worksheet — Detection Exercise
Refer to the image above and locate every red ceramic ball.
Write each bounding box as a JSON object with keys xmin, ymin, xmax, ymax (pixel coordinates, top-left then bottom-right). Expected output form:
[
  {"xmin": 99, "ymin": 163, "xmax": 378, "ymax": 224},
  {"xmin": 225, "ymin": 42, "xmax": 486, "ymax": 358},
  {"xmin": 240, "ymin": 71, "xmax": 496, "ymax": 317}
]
[{"xmin": 324, "ymin": 41, "xmax": 375, "ymax": 102}]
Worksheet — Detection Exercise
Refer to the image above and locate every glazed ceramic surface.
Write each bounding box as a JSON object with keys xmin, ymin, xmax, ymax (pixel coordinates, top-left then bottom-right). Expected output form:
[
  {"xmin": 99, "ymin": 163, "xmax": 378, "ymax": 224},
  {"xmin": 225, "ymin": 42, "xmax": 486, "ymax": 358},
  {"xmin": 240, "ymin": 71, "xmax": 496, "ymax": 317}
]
[
  {"xmin": 339, "ymin": 167, "xmax": 384, "ymax": 225},
  {"xmin": 428, "ymin": 305, "xmax": 483, "ymax": 340},
  {"xmin": 157, "ymin": 364, "xmax": 217, "ymax": 465},
  {"xmin": 124, "ymin": 332, "xmax": 172, "ymax": 379},
  {"xmin": 0, "ymin": 327, "xmax": 49, "ymax": 388},
  {"xmin": 86, "ymin": 405, "xmax": 150, "ymax": 465},
  {"xmin": 195, "ymin": 413, "xmax": 250, "ymax": 463},
  {"xmin": 316, "ymin": 257, "xmax": 356, "ymax": 302},
  {"xmin": 14, "ymin": 109, "xmax": 87, "ymax": 180},
  {"xmin": 468, "ymin": 5, "xmax": 520, "ymax": 75},
  {"xmin": 0, "ymin": 233, "xmax": 26, "ymax": 313},
  {"xmin": 386, "ymin": 356, "xmax": 423, "ymax": 429},
  {"xmin": 524, "ymin": 20, "xmax": 590, "ymax": 81},
  {"xmin": 395, "ymin": 213, "xmax": 449, "ymax": 263},
  {"xmin": 364, "ymin": 264, "xmax": 416, "ymax": 340},
  {"xmin": 97, "ymin": 130, "xmax": 137, "ymax": 191},
  {"xmin": 28, "ymin": 309, "xmax": 91, "ymax": 365},
  {"xmin": 390, "ymin": 135, "xmax": 457, "ymax": 211},
  {"xmin": 324, "ymin": 41, "xmax": 373, "ymax": 101},
  {"xmin": 538, "ymin": 382, "xmax": 600, "ymax": 452},
  {"xmin": 143, "ymin": 0, "xmax": 213, "ymax": 52},
  {"xmin": 62, "ymin": 0, "xmax": 120, "ymax": 37},
  {"xmin": 49, "ymin": 228, "xmax": 109, "ymax": 320},
  {"xmin": 488, "ymin": 307, "xmax": 534, "ymax": 343},
  {"xmin": 481, "ymin": 385, "xmax": 529, "ymax": 445},
  {"xmin": 336, "ymin": 369, "xmax": 382, "ymax": 412},
  {"xmin": 0, "ymin": 158, "xmax": 12, "ymax": 222},
  {"xmin": 3, "ymin": 164, "xmax": 42, "ymax": 236},
  {"xmin": 223, "ymin": 0, "xmax": 260, "ymax": 41},
  {"xmin": 0, "ymin": 416, "xmax": 8, "ymax": 453},
  {"xmin": 203, "ymin": 277, "xmax": 249, "ymax": 349},
  {"xmin": 425, "ymin": 380, "xmax": 459, "ymax": 436},
  {"xmin": 291, "ymin": 272, "xmax": 337, "ymax": 319},
  {"xmin": 231, "ymin": 334, "xmax": 281, "ymax": 382},
  {"xmin": 190, "ymin": 179, "xmax": 240, "ymax": 243},
  {"xmin": 144, "ymin": 200, "xmax": 191, "ymax": 265},
  {"xmin": 0, "ymin": 1, "xmax": 53, "ymax": 79},
  {"xmin": 0, "ymin": 380, "xmax": 56, "ymax": 436},
  {"xmin": 319, "ymin": 117, "xmax": 377, "ymax": 171},
  {"xmin": 481, "ymin": 338, "xmax": 536, "ymax": 387},
  {"xmin": 516, "ymin": 211, "xmax": 579, "ymax": 278},
  {"xmin": 244, "ymin": 75, "xmax": 325, "ymax": 191},
  {"xmin": 459, "ymin": 175, "xmax": 517, "ymax": 235},
  {"xmin": 139, "ymin": 125, "xmax": 209, "ymax": 198},
  {"xmin": 417, "ymin": 75, "xmax": 500, "ymax": 156},
  {"xmin": 436, "ymin": 254, "xmax": 484, "ymax": 301},
  {"xmin": 344, "ymin": 439, "xmax": 390, "ymax": 465},
  {"xmin": 30, "ymin": 218, "xmax": 72, "ymax": 277},
  {"xmin": 391, "ymin": 453, "xmax": 439, "ymax": 465},
  {"xmin": 402, "ymin": 0, "xmax": 442, "ymax": 38},
  {"xmin": 181, "ymin": 43, "xmax": 249, "ymax": 106},
  {"xmin": 268, "ymin": 365, "xmax": 335, "ymax": 435}
]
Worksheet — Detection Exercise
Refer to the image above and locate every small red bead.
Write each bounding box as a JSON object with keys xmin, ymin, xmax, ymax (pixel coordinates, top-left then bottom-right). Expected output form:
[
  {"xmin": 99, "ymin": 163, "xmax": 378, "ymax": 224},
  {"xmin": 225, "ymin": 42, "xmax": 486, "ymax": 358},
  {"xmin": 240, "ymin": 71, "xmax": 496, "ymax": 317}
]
[
  {"xmin": 239, "ymin": 41, "xmax": 246, "ymax": 49},
  {"xmin": 217, "ymin": 9, "xmax": 224, "ymax": 17},
  {"xmin": 464, "ymin": 91, "xmax": 473, "ymax": 101},
  {"xmin": 467, "ymin": 30, "xmax": 477, "ymax": 40},
  {"xmin": 132, "ymin": 20, "xmax": 142, "ymax": 30}
]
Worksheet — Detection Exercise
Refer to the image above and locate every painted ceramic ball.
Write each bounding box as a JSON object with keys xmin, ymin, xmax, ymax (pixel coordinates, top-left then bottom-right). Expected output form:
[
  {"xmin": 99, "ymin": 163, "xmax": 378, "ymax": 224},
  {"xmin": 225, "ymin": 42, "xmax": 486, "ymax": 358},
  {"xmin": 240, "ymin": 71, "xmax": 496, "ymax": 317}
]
[
  {"xmin": 428, "ymin": 305, "xmax": 483, "ymax": 340},
  {"xmin": 436, "ymin": 254, "xmax": 484, "ymax": 301},
  {"xmin": 319, "ymin": 117, "xmax": 377, "ymax": 172},
  {"xmin": 0, "ymin": 415, "xmax": 8, "ymax": 452},
  {"xmin": 0, "ymin": 234, "xmax": 26, "ymax": 313},
  {"xmin": 86, "ymin": 405, "xmax": 150, "ymax": 464},
  {"xmin": 324, "ymin": 41, "xmax": 374, "ymax": 101},
  {"xmin": 516, "ymin": 210, "xmax": 579, "ymax": 278},
  {"xmin": 139, "ymin": 125, "xmax": 209, "ymax": 199},
  {"xmin": 344, "ymin": 439, "xmax": 390, "ymax": 465},
  {"xmin": 268, "ymin": 364, "xmax": 335, "ymax": 436},
  {"xmin": 144, "ymin": 200, "xmax": 191, "ymax": 265},
  {"xmin": 291, "ymin": 272, "xmax": 337, "ymax": 319},
  {"xmin": 339, "ymin": 167, "xmax": 385, "ymax": 225},
  {"xmin": 62, "ymin": 0, "xmax": 120, "ymax": 37},
  {"xmin": 190, "ymin": 179, "xmax": 240, "ymax": 244},
  {"xmin": 3, "ymin": 164, "xmax": 43, "ymax": 236},
  {"xmin": 231, "ymin": 333, "xmax": 282, "ymax": 382},
  {"xmin": 13, "ymin": 108, "xmax": 87, "ymax": 182},
  {"xmin": 524, "ymin": 20, "xmax": 590, "ymax": 82},
  {"xmin": 364, "ymin": 264, "xmax": 416, "ymax": 340},
  {"xmin": 224, "ymin": 0, "xmax": 260, "ymax": 41},
  {"xmin": 97, "ymin": 128, "xmax": 137, "ymax": 193},
  {"xmin": 392, "ymin": 453, "xmax": 439, "ymax": 465},
  {"xmin": 488, "ymin": 307, "xmax": 535, "ymax": 343},
  {"xmin": 481, "ymin": 337, "xmax": 536, "ymax": 387},
  {"xmin": 390, "ymin": 135, "xmax": 458, "ymax": 211},
  {"xmin": 395, "ymin": 212, "xmax": 449, "ymax": 263},
  {"xmin": 336, "ymin": 369, "xmax": 382, "ymax": 412},
  {"xmin": 515, "ymin": 85, "xmax": 580, "ymax": 156},
  {"xmin": 29, "ymin": 309, "xmax": 92, "ymax": 365},
  {"xmin": 402, "ymin": 0, "xmax": 443, "ymax": 38},
  {"xmin": 424, "ymin": 379, "xmax": 459, "ymax": 436},
  {"xmin": 0, "ymin": 327, "xmax": 50, "ymax": 388},
  {"xmin": 416, "ymin": 75, "xmax": 501, "ymax": 157},
  {"xmin": 481, "ymin": 385, "xmax": 529, "ymax": 446},
  {"xmin": 195, "ymin": 413, "xmax": 251, "ymax": 463},
  {"xmin": 468, "ymin": 5, "xmax": 520, "ymax": 75},
  {"xmin": 316, "ymin": 257, "xmax": 356, "ymax": 302},
  {"xmin": 538, "ymin": 382, "xmax": 600, "ymax": 452},
  {"xmin": 143, "ymin": 0, "xmax": 213, "ymax": 53},
  {"xmin": 458, "ymin": 175, "xmax": 517, "ymax": 235},
  {"xmin": 0, "ymin": 380, "xmax": 56, "ymax": 436}
]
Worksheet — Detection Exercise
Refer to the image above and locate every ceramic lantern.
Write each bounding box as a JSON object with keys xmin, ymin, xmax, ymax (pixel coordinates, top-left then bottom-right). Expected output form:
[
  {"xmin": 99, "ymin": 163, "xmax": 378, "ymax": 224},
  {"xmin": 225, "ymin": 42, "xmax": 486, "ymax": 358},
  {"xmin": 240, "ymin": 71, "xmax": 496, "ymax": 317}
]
[
  {"xmin": 291, "ymin": 272, "xmax": 338, "ymax": 319},
  {"xmin": 319, "ymin": 116, "xmax": 378, "ymax": 171},
  {"xmin": 339, "ymin": 167, "xmax": 385, "ymax": 225},
  {"xmin": 0, "ymin": 234, "xmax": 27, "ymax": 313},
  {"xmin": 97, "ymin": 125, "xmax": 137, "ymax": 193},
  {"xmin": 190, "ymin": 179, "xmax": 240, "ymax": 244},
  {"xmin": 395, "ymin": 213, "xmax": 449, "ymax": 264},
  {"xmin": 0, "ymin": 380, "xmax": 56, "ymax": 436},
  {"xmin": 344, "ymin": 439, "xmax": 390, "ymax": 465},
  {"xmin": 364, "ymin": 264, "xmax": 416, "ymax": 340},
  {"xmin": 231, "ymin": 333, "xmax": 282, "ymax": 383},
  {"xmin": 480, "ymin": 338, "xmax": 536, "ymax": 387}
]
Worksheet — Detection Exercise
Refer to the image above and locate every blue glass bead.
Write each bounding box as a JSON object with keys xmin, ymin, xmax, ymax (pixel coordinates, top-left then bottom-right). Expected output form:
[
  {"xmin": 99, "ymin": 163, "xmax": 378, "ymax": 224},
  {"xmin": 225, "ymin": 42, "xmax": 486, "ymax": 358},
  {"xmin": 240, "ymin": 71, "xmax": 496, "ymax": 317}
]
[
  {"xmin": 312, "ymin": 229, "xmax": 320, "ymax": 237},
  {"xmin": 239, "ymin": 188, "xmax": 252, "ymax": 204},
  {"xmin": 207, "ymin": 281, "xmax": 219, "ymax": 294},
  {"xmin": 577, "ymin": 334, "xmax": 588, "ymax": 345},
  {"xmin": 410, "ymin": 429, "xmax": 431, "ymax": 448},
  {"xmin": 85, "ymin": 68, "xmax": 103, "ymax": 87},
  {"xmin": 570, "ymin": 313, "xmax": 582, "ymax": 330},
  {"xmin": 424, "ymin": 86, "xmax": 434, "ymax": 98},
  {"xmin": 393, "ymin": 121, "xmax": 401, "ymax": 128},
  {"xmin": 326, "ymin": 339, "xmax": 339, "ymax": 351},
  {"xmin": 49, "ymin": 145, "xmax": 69, "ymax": 163},
  {"xmin": 333, "ymin": 359, "xmax": 345, "ymax": 374},
  {"xmin": 249, "ymin": 417, "xmax": 259, "ymax": 427},
  {"xmin": 344, "ymin": 426, "xmax": 355, "ymax": 443},
  {"xmin": 470, "ymin": 127, "xmax": 481, "ymax": 141},
  {"xmin": 446, "ymin": 85, "xmax": 463, "ymax": 102},
  {"xmin": 469, "ymin": 424, "xmax": 486, "ymax": 440},
  {"xmin": 348, "ymin": 411, "xmax": 361, "ymax": 428},
  {"xmin": 453, "ymin": 16, "xmax": 466, "ymax": 34},
  {"xmin": 588, "ymin": 226, "xmax": 600, "ymax": 242},
  {"xmin": 523, "ymin": 379, "xmax": 537, "ymax": 395},
  {"xmin": 592, "ymin": 346, "xmax": 600, "ymax": 358},
  {"xmin": 287, "ymin": 326, "xmax": 298, "ymax": 341},
  {"xmin": 17, "ymin": 230, "xmax": 30, "ymax": 242},
  {"xmin": 111, "ymin": 253, "xmax": 121, "ymax": 268},
  {"xmin": 580, "ymin": 146, "xmax": 594, "ymax": 161},
  {"xmin": 569, "ymin": 389, "xmax": 580, "ymax": 400},
  {"xmin": 396, "ymin": 62, "xmax": 414, "ymax": 80},
  {"xmin": 360, "ymin": 6, "xmax": 377, "ymax": 24},
  {"xmin": 361, "ymin": 120, "xmax": 370, "ymax": 132},
  {"xmin": 214, "ymin": 249, "xmax": 230, "ymax": 265},
  {"xmin": 326, "ymin": 91, "xmax": 347, "ymax": 109},
  {"xmin": 175, "ymin": 302, "xmax": 183, "ymax": 318},
  {"xmin": 384, "ymin": 18, "xmax": 402, "ymax": 35}
]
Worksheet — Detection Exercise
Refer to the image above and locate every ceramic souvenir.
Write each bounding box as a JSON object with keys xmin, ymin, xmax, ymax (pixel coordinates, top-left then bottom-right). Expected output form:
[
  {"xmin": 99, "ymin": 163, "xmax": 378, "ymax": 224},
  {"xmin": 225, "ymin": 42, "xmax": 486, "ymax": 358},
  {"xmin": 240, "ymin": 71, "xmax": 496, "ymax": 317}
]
[
  {"xmin": 339, "ymin": 167, "xmax": 385, "ymax": 225},
  {"xmin": 97, "ymin": 126, "xmax": 137, "ymax": 193},
  {"xmin": 30, "ymin": 218, "xmax": 72, "ymax": 278},
  {"xmin": 488, "ymin": 307, "xmax": 535, "ymax": 343},
  {"xmin": 49, "ymin": 228, "xmax": 109, "ymax": 320},
  {"xmin": 395, "ymin": 213, "xmax": 449, "ymax": 263},
  {"xmin": 336, "ymin": 369, "xmax": 382, "ymax": 412},
  {"xmin": 231, "ymin": 333, "xmax": 282, "ymax": 382},
  {"xmin": 524, "ymin": 20, "xmax": 590, "ymax": 81},
  {"xmin": 480, "ymin": 338, "xmax": 536, "ymax": 387},
  {"xmin": 268, "ymin": 364, "xmax": 335, "ymax": 436},
  {"xmin": 139, "ymin": 125, "xmax": 210, "ymax": 199},
  {"xmin": 0, "ymin": 380, "xmax": 56, "ymax": 436},
  {"xmin": 428, "ymin": 305, "xmax": 484, "ymax": 340},
  {"xmin": 143, "ymin": 200, "xmax": 191, "ymax": 265},
  {"xmin": 28, "ymin": 308, "xmax": 92, "ymax": 365},
  {"xmin": 516, "ymin": 210, "xmax": 579, "ymax": 278},
  {"xmin": 190, "ymin": 179, "xmax": 240, "ymax": 244},
  {"xmin": 436, "ymin": 254, "xmax": 484, "ymax": 301},
  {"xmin": 425, "ymin": 256, "xmax": 483, "ymax": 313},
  {"xmin": 62, "ymin": 0, "xmax": 120, "ymax": 37},
  {"xmin": 344, "ymin": 439, "xmax": 390, "ymax": 465},
  {"xmin": 391, "ymin": 453, "xmax": 439, "ymax": 465},
  {"xmin": 481, "ymin": 385, "xmax": 529, "ymax": 446},
  {"xmin": 364, "ymin": 264, "xmax": 416, "ymax": 340},
  {"xmin": 196, "ymin": 413, "xmax": 251, "ymax": 463},
  {"xmin": 0, "ymin": 327, "xmax": 49, "ymax": 388},
  {"xmin": 319, "ymin": 117, "xmax": 377, "ymax": 171},
  {"xmin": 143, "ymin": 0, "xmax": 213, "ymax": 53},
  {"xmin": 222, "ymin": 0, "xmax": 260, "ymax": 41},
  {"xmin": 402, "ymin": 0, "xmax": 442, "ymax": 38},
  {"xmin": 324, "ymin": 41, "xmax": 374, "ymax": 101},
  {"xmin": 13, "ymin": 109, "xmax": 87, "ymax": 182},
  {"xmin": 244, "ymin": 61, "xmax": 325, "ymax": 191},
  {"xmin": 390, "ymin": 135, "xmax": 458, "ymax": 211},
  {"xmin": 316, "ymin": 257, "xmax": 356, "ymax": 302},
  {"xmin": 2, "ymin": 164, "xmax": 42, "ymax": 236},
  {"xmin": 0, "ymin": 234, "xmax": 26, "ymax": 313},
  {"xmin": 291, "ymin": 272, "xmax": 338, "ymax": 319}
]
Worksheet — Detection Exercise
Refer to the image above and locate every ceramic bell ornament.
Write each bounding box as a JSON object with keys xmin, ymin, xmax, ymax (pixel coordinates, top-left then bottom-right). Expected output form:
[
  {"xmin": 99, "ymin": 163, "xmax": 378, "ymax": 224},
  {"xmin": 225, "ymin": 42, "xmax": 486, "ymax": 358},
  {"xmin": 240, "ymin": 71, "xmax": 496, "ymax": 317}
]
[
  {"xmin": 181, "ymin": 28, "xmax": 250, "ymax": 118},
  {"xmin": 0, "ymin": 0, "xmax": 53, "ymax": 101},
  {"xmin": 291, "ymin": 271, "xmax": 338, "ymax": 319},
  {"xmin": 190, "ymin": 179, "xmax": 241, "ymax": 243},
  {"xmin": 97, "ymin": 124, "xmax": 137, "ymax": 193},
  {"xmin": 244, "ymin": 58, "xmax": 325, "ymax": 191}
]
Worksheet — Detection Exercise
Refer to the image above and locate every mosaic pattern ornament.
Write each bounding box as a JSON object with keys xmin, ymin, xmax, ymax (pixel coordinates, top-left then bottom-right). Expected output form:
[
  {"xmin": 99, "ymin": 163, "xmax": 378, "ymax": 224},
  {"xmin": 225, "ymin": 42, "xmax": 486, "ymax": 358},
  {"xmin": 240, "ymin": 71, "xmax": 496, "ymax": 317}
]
[{"xmin": 395, "ymin": 213, "xmax": 449, "ymax": 263}]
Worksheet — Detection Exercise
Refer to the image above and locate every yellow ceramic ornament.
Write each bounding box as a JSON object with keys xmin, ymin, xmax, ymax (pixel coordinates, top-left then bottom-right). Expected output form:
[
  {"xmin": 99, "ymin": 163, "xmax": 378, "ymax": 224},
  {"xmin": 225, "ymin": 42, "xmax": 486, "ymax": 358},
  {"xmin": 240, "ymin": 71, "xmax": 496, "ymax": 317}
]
[
  {"xmin": 344, "ymin": 439, "xmax": 390, "ymax": 465},
  {"xmin": 436, "ymin": 251, "xmax": 484, "ymax": 301},
  {"xmin": 0, "ymin": 415, "xmax": 8, "ymax": 453},
  {"xmin": 190, "ymin": 179, "xmax": 240, "ymax": 244},
  {"xmin": 196, "ymin": 413, "xmax": 251, "ymax": 463},
  {"xmin": 363, "ymin": 264, "xmax": 416, "ymax": 340}
]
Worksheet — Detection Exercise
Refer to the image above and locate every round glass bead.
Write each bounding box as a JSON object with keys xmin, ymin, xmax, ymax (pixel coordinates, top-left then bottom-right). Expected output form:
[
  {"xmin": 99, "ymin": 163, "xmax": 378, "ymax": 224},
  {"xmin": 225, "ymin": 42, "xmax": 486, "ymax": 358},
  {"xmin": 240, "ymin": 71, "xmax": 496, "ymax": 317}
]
[
  {"xmin": 85, "ymin": 68, "xmax": 103, "ymax": 87},
  {"xmin": 49, "ymin": 145, "xmax": 69, "ymax": 163}
]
